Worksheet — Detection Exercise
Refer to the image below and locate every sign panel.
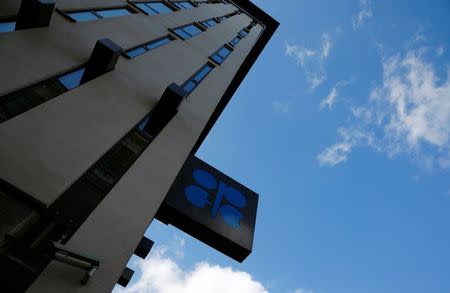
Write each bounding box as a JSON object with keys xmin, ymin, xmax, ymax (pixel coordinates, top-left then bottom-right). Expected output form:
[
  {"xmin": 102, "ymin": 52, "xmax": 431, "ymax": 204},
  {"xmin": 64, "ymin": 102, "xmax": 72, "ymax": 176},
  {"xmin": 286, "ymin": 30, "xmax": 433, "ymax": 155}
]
[{"xmin": 156, "ymin": 155, "xmax": 259, "ymax": 262}]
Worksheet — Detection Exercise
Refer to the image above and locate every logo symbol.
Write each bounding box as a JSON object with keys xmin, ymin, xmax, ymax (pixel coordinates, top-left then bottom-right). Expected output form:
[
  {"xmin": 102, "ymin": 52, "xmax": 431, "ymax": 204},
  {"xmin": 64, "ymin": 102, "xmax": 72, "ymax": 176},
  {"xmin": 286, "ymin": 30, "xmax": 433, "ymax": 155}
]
[{"xmin": 184, "ymin": 169, "xmax": 247, "ymax": 228}]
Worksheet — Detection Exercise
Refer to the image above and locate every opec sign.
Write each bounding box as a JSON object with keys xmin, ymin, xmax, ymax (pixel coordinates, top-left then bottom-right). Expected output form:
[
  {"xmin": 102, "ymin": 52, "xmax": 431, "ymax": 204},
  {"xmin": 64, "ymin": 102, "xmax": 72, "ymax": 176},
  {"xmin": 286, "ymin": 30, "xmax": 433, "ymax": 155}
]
[{"xmin": 156, "ymin": 155, "xmax": 259, "ymax": 262}]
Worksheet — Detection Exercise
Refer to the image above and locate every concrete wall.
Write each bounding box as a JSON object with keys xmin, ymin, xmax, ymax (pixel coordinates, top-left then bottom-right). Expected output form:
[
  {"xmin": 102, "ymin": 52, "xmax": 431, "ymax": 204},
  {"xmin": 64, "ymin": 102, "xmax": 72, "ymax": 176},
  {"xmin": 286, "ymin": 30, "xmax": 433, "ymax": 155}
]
[{"xmin": 0, "ymin": 0, "xmax": 262, "ymax": 291}]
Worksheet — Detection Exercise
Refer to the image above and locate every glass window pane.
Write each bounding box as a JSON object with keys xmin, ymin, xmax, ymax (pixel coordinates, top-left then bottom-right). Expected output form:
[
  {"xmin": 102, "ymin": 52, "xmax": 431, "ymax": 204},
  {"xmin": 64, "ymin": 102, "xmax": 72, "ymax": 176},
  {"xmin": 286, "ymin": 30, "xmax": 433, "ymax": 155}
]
[
  {"xmin": 230, "ymin": 37, "xmax": 240, "ymax": 46},
  {"xmin": 0, "ymin": 22, "xmax": 16, "ymax": 33},
  {"xmin": 58, "ymin": 68, "xmax": 85, "ymax": 90},
  {"xmin": 0, "ymin": 188, "xmax": 38, "ymax": 244},
  {"xmin": 207, "ymin": 19, "xmax": 217, "ymax": 26},
  {"xmin": 146, "ymin": 37, "xmax": 171, "ymax": 50},
  {"xmin": 239, "ymin": 29, "xmax": 248, "ymax": 37},
  {"xmin": 217, "ymin": 47, "xmax": 231, "ymax": 58},
  {"xmin": 174, "ymin": 28, "xmax": 192, "ymax": 40},
  {"xmin": 147, "ymin": 2, "xmax": 173, "ymax": 14},
  {"xmin": 176, "ymin": 2, "xmax": 194, "ymax": 9},
  {"xmin": 136, "ymin": 3, "xmax": 158, "ymax": 15},
  {"xmin": 138, "ymin": 116, "xmax": 150, "ymax": 132},
  {"xmin": 193, "ymin": 65, "xmax": 213, "ymax": 83},
  {"xmin": 210, "ymin": 53, "xmax": 223, "ymax": 64},
  {"xmin": 126, "ymin": 47, "xmax": 147, "ymax": 58},
  {"xmin": 68, "ymin": 12, "xmax": 99, "ymax": 22},
  {"xmin": 183, "ymin": 24, "xmax": 201, "ymax": 37},
  {"xmin": 96, "ymin": 8, "xmax": 132, "ymax": 18},
  {"xmin": 182, "ymin": 81, "xmax": 197, "ymax": 93}
]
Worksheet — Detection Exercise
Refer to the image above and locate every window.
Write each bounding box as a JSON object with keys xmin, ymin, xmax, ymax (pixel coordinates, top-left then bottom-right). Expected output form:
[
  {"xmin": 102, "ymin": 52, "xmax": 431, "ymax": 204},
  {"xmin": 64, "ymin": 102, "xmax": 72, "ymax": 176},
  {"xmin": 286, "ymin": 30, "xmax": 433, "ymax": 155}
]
[
  {"xmin": 135, "ymin": 2, "xmax": 173, "ymax": 15},
  {"xmin": 0, "ymin": 21, "xmax": 16, "ymax": 33},
  {"xmin": 173, "ymin": 1, "xmax": 195, "ymax": 9},
  {"xmin": 67, "ymin": 7, "xmax": 134, "ymax": 22},
  {"xmin": 58, "ymin": 68, "xmax": 85, "ymax": 90},
  {"xmin": 201, "ymin": 18, "xmax": 218, "ymax": 28},
  {"xmin": 229, "ymin": 35, "xmax": 241, "ymax": 47},
  {"xmin": 124, "ymin": 36, "xmax": 174, "ymax": 58},
  {"xmin": 0, "ymin": 67, "xmax": 85, "ymax": 123},
  {"xmin": 173, "ymin": 23, "xmax": 203, "ymax": 40},
  {"xmin": 182, "ymin": 63, "xmax": 214, "ymax": 94},
  {"xmin": 96, "ymin": 8, "xmax": 132, "ymax": 18},
  {"xmin": 238, "ymin": 28, "xmax": 248, "ymax": 37},
  {"xmin": 209, "ymin": 45, "xmax": 232, "ymax": 64},
  {"xmin": 0, "ymin": 181, "xmax": 42, "ymax": 246}
]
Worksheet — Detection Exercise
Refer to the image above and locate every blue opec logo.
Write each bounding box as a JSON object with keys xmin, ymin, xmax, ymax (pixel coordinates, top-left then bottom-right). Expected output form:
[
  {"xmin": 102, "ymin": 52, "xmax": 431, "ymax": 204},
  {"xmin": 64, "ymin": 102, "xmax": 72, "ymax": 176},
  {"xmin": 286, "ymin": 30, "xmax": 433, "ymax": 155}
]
[{"xmin": 184, "ymin": 169, "xmax": 247, "ymax": 228}]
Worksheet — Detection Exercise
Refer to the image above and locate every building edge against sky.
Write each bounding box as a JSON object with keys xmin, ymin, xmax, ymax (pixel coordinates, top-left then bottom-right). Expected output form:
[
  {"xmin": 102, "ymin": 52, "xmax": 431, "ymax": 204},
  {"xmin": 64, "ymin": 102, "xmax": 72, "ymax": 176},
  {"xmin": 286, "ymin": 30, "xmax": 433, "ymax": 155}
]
[{"xmin": 0, "ymin": 0, "xmax": 278, "ymax": 292}]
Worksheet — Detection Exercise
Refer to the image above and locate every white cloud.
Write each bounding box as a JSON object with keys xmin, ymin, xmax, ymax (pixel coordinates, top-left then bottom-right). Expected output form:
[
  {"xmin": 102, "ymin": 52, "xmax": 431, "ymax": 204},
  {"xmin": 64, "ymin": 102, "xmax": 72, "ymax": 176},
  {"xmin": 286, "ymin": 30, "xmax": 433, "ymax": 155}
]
[
  {"xmin": 319, "ymin": 88, "xmax": 338, "ymax": 110},
  {"xmin": 285, "ymin": 33, "xmax": 334, "ymax": 89},
  {"xmin": 113, "ymin": 247, "xmax": 268, "ymax": 293},
  {"xmin": 294, "ymin": 289, "xmax": 315, "ymax": 293},
  {"xmin": 413, "ymin": 27, "xmax": 426, "ymax": 42},
  {"xmin": 319, "ymin": 78, "xmax": 355, "ymax": 110},
  {"xmin": 317, "ymin": 142, "xmax": 352, "ymax": 167},
  {"xmin": 317, "ymin": 128, "xmax": 375, "ymax": 167},
  {"xmin": 319, "ymin": 47, "xmax": 450, "ymax": 169},
  {"xmin": 352, "ymin": 0, "xmax": 373, "ymax": 29},
  {"xmin": 321, "ymin": 33, "xmax": 332, "ymax": 59},
  {"xmin": 437, "ymin": 45, "xmax": 445, "ymax": 56}
]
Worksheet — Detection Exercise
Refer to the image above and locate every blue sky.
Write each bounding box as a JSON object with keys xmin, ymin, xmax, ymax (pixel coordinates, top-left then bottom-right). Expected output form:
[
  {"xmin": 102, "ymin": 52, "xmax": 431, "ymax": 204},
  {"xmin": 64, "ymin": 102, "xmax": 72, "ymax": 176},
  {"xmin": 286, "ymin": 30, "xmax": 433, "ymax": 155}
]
[{"xmin": 114, "ymin": 1, "xmax": 450, "ymax": 292}]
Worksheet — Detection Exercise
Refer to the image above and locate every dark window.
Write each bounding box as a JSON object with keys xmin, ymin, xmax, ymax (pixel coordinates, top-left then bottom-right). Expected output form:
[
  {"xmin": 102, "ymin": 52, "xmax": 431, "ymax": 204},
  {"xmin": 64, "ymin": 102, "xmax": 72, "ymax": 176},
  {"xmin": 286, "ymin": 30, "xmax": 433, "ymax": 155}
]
[
  {"xmin": 201, "ymin": 19, "xmax": 218, "ymax": 28},
  {"xmin": 173, "ymin": 24, "xmax": 202, "ymax": 40},
  {"xmin": 182, "ymin": 63, "xmax": 214, "ymax": 94},
  {"xmin": 174, "ymin": 1, "xmax": 195, "ymax": 9},
  {"xmin": 67, "ymin": 7, "xmax": 134, "ymax": 22},
  {"xmin": 0, "ymin": 67, "xmax": 85, "ymax": 124},
  {"xmin": 124, "ymin": 36, "xmax": 173, "ymax": 58},
  {"xmin": 136, "ymin": 2, "xmax": 173, "ymax": 15},
  {"xmin": 210, "ymin": 45, "xmax": 232, "ymax": 64},
  {"xmin": 0, "ymin": 22, "xmax": 16, "ymax": 33},
  {"xmin": 0, "ymin": 182, "xmax": 41, "ymax": 246}
]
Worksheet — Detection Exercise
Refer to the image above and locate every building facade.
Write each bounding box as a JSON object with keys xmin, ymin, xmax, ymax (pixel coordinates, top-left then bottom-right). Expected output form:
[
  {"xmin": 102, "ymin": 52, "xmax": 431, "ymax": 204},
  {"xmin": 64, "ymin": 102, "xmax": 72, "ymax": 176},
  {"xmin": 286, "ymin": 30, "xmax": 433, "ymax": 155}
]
[{"xmin": 0, "ymin": 0, "xmax": 278, "ymax": 292}]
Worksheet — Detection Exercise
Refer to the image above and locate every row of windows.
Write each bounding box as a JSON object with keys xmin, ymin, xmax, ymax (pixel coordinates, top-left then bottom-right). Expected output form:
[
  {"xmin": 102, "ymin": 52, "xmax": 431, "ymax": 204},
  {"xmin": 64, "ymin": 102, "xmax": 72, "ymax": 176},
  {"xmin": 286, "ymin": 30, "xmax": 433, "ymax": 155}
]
[
  {"xmin": 180, "ymin": 24, "xmax": 254, "ymax": 94},
  {"xmin": 124, "ymin": 11, "xmax": 234, "ymax": 58},
  {"xmin": 67, "ymin": 8, "xmax": 134, "ymax": 22},
  {"xmin": 0, "ymin": 67, "xmax": 85, "ymax": 123},
  {"xmin": 0, "ymin": 18, "xmax": 253, "ymax": 123},
  {"xmin": 0, "ymin": 0, "xmax": 229, "ymax": 32}
]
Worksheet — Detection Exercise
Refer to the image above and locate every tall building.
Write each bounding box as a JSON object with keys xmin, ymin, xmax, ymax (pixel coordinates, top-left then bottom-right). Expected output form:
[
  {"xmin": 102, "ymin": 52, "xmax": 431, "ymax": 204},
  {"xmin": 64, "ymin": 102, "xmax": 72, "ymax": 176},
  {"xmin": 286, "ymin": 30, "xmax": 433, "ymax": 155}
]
[{"xmin": 0, "ymin": 0, "xmax": 278, "ymax": 292}]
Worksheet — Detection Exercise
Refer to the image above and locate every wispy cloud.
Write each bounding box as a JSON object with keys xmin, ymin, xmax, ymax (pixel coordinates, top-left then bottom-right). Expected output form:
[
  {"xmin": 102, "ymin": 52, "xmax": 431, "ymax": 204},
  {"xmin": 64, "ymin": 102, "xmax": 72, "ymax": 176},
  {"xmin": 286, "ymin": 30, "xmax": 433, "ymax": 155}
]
[
  {"xmin": 113, "ymin": 246, "xmax": 268, "ymax": 293},
  {"xmin": 318, "ymin": 128, "xmax": 375, "ymax": 166},
  {"xmin": 352, "ymin": 0, "xmax": 373, "ymax": 29},
  {"xmin": 294, "ymin": 289, "xmax": 315, "ymax": 293},
  {"xmin": 437, "ymin": 45, "xmax": 445, "ymax": 56},
  {"xmin": 318, "ymin": 47, "xmax": 450, "ymax": 169},
  {"xmin": 285, "ymin": 33, "xmax": 334, "ymax": 89},
  {"xmin": 319, "ymin": 78, "xmax": 355, "ymax": 110}
]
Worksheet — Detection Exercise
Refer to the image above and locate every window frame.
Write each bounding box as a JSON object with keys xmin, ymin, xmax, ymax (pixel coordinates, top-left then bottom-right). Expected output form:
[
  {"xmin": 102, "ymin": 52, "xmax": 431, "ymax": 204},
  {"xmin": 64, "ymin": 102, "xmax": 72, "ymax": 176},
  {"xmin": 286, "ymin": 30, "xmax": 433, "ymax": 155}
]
[
  {"xmin": 60, "ymin": 6, "xmax": 138, "ymax": 23},
  {"xmin": 208, "ymin": 44, "xmax": 233, "ymax": 65},
  {"xmin": 170, "ymin": 22, "xmax": 205, "ymax": 40},
  {"xmin": 181, "ymin": 62, "xmax": 215, "ymax": 95},
  {"xmin": 131, "ymin": 0, "xmax": 176, "ymax": 15},
  {"xmin": 171, "ymin": 1, "xmax": 197, "ymax": 10},
  {"xmin": 123, "ymin": 34, "xmax": 176, "ymax": 59}
]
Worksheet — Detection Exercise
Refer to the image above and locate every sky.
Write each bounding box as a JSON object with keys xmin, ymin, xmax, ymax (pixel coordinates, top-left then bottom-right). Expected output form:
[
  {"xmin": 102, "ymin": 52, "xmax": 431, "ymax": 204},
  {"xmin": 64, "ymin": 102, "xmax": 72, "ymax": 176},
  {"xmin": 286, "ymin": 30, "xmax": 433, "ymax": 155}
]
[{"xmin": 113, "ymin": 1, "xmax": 450, "ymax": 292}]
